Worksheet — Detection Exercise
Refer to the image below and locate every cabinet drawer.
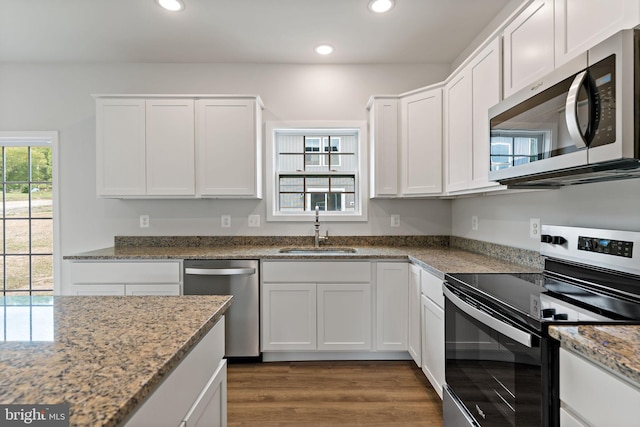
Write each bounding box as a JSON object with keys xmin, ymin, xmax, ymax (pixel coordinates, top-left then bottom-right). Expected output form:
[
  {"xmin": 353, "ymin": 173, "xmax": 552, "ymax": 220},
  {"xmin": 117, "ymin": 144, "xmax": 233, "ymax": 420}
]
[
  {"xmin": 560, "ymin": 348, "xmax": 640, "ymax": 426},
  {"xmin": 70, "ymin": 261, "xmax": 180, "ymax": 284},
  {"xmin": 420, "ymin": 269, "xmax": 444, "ymax": 308},
  {"xmin": 262, "ymin": 261, "xmax": 371, "ymax": 283}
]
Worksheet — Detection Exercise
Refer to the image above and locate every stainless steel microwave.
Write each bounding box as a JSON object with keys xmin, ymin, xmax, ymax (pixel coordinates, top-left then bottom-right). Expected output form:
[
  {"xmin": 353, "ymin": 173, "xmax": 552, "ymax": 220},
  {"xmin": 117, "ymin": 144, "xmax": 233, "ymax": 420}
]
[{"xmin": 488, "ymin": 29, "xmax": 639, "ymax": 188}]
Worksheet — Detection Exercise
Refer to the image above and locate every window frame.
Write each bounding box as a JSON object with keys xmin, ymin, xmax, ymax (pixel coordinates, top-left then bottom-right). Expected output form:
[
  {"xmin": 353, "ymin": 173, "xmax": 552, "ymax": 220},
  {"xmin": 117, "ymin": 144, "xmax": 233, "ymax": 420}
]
[{"xmin": 265, "ymin": 121, "xmax": 368, "ymax": 222}]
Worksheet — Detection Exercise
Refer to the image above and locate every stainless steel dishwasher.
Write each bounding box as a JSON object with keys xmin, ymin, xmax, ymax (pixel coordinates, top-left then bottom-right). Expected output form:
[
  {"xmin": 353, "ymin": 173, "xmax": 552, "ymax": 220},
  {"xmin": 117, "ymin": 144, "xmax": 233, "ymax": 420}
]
[{"xmin": 183, "ymin": 259, "xmax": 259, "ymax": 359}]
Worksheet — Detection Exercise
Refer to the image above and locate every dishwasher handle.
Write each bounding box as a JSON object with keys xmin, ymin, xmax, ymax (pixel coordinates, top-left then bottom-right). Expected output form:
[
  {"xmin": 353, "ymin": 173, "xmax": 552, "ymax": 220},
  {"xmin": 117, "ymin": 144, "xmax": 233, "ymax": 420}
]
[{"xmin": 185, "ymin": 267, "xmax": 256, "ymax": 276}]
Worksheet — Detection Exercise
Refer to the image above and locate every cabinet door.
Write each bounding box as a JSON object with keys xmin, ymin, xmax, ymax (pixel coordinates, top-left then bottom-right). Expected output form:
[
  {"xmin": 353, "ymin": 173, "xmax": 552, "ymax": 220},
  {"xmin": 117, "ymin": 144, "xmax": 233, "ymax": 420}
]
[
  {"xmin": 196, "ymin": 99, "xmax": 261, "ymax": 198},
  {"xmin": 146, "ymin": 99, "xmax": 195, "ymax": 196},
  {"xmin": 125, "ymin": 284, "xmax": 181, "ymax": 296},
  {"xmin": 376, "ymin": 263, "xmax": 409, "ymax": 351},
  {"xmin": 400, "ymin": 87, "xmax": 443, "ymax": 196},
  {"xmin": 369, "ymin": 98, "xmax": 399, "ymax": 197},
  {"xmin": 317, "ymin": 283, "xmax": 371, "ymax": 351},
  {"xmin": 560, "ymin": 348, "xmax": 640, "ymax": 427},
  {"xmin": 408, "ymin": 264, "xmax": 422, "ymax": 366},
  {"xmin": 96, "ymin": 98, "xmax": 146, "ymax": 196},
  {"xmin": 503, "ymin": 0, "xmax": 555, "ymax": 98},
  {"xmin": 262, "ymin": 283, "xmax": 316, "ymax": 351},
  {"xmin": 421, "ymin": 295, "xmax": 444, "ymax": 399},
  {"xmin": 555, "ymin": 0, "xmax": 640, "ymax": 67},
  {"xmin": 444, "ymin": 71, "xmax": 472, "ymax": 193},
  {"xmin": 469, "ymin": 37, "xmax": 502, "ymax": 190},
  {"xmin": 182, "ymin": 359, "xmax": 227, "ymax": 427}
]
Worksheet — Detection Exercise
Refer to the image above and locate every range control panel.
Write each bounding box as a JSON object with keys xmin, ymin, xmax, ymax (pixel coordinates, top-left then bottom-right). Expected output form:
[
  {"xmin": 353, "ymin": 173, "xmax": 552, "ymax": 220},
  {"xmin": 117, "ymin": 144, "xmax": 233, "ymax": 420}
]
[{"xmin": 578, "ymin": 236, "xmax": 633, "ymax": 258}]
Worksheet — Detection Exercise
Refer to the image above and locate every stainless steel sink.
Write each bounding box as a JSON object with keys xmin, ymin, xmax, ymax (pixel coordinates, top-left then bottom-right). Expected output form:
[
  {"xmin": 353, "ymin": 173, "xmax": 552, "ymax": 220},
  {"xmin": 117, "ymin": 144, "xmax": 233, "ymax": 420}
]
[{"xmin": 278, "ymin": 247, "xmax": 357, "ymax": 254}]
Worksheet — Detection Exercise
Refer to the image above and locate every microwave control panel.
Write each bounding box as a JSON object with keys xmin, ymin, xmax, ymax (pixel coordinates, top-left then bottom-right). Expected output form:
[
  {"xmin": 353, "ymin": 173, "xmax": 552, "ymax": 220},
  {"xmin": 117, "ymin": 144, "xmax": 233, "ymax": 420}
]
[{"xmin": 589, "ymin": 54, "xmax": 616, "ymax": 148}]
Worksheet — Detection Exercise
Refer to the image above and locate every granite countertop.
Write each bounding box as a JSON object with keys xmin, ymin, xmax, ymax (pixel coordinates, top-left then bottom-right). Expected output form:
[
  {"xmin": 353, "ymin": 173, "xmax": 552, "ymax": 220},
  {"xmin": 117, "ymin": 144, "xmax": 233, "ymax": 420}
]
[
  {"xmin": 0, "ymin": 295, "xmax": 232, "ymax": 427},
  {"xmin": 548, "ymin": 325, "xmax": 640, "ymax": 386},
  {"xmin": 64, "ymin": 243, "xmax": 541, "ymax": 279}
]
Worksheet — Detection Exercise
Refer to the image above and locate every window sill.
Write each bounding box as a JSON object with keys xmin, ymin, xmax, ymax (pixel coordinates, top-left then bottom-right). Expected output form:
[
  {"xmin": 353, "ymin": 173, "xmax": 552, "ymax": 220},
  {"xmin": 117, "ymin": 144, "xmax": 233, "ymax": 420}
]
[{"xmin": 267, "ymin": 212, "xmax": 368, "ymax": 222}]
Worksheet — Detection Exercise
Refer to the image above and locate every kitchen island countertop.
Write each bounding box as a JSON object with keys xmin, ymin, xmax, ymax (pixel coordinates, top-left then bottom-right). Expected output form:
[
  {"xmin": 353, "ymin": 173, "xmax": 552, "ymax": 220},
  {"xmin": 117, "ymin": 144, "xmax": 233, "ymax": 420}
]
[{"xmin": 0, "ymin": 295, "xmax": 232, "ymax": 426}]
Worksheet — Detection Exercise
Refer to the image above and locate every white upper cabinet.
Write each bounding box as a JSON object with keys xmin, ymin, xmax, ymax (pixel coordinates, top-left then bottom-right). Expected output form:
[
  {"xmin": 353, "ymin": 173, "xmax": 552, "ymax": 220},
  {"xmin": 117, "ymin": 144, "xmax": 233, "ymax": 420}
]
[
  {"xmin": 555, "ymin": 0, "xmax": 640, "ymax": 67},
  {"xmin": 145, "ymin": 99, "xmax": 195, "ymax": 196},
  {"xmin": 95, "ymin": 95, "xmax": 263, "ymax": 199},
  {"xmin": 503, "ymin": 0, "xmax": 555, "ymax": 98},
  {"xmin": 367, "ymin": 96, "xmax": 400, "ymax": 198},
  {"xmin": 96, "ymin": 98, "xmax": 146, "ymax": 197},
  {"xmin": 445, "ymin": 37, "xmax": 502, "ymax": 194},
  {"xmin": 400, "ymin": 86, "xmax": 443, "ymax": 196},
  {"xmin": 470, "ymin": 37, "xmax": 502, "ymax": 191},
  {"xmin": 444, "ymin": 71, "xmax": 472, "ymax": 193},
  {"xmin": 196, "ymin": 98, "xmax": 263, "ymax": 198}
]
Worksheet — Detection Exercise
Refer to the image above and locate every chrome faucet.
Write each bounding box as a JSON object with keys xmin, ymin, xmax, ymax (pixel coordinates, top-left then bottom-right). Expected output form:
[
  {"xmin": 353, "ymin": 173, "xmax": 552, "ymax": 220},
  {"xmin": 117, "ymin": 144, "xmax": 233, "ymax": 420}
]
[{"xmin": 314, "ymin": 206, "xmax": 329, "ymax": 247}]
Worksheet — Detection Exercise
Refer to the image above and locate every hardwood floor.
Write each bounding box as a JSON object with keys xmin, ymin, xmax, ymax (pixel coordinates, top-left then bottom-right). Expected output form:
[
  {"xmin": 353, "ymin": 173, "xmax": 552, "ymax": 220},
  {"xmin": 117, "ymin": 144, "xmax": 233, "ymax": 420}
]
[{"xmin": 227, "ymin": 360, "xmax": 443, "ymax": 427}]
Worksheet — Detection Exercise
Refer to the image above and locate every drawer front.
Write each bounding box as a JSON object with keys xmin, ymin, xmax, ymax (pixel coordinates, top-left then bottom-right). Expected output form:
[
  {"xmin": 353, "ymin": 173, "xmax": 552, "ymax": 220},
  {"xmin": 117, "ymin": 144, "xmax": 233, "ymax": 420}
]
[
  {"xmin": 70, "ymin": 261, "xmax": 180, "ymax": 284},
  {"xmin": 262, "ymin": 261, "xmax": 371, "ymax": 283},
  {"xmin": 420, "ymin": 269, "xmax": 444, "ymax": 308}
]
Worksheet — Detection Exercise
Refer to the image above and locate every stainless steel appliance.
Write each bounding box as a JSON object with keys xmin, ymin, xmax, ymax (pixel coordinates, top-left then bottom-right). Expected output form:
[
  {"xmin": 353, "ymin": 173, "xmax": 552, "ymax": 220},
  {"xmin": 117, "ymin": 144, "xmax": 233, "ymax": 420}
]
[
  {"xmin": 443, "ymin": 225, "xmax": 640, "ymax": 426},
  {"xmin": 184, "ymin": 259, "xmax": 259, "ymax": 359},
  {"xmin": 488, "ymin": 29, "xmax": 639, "ymax": 188}
]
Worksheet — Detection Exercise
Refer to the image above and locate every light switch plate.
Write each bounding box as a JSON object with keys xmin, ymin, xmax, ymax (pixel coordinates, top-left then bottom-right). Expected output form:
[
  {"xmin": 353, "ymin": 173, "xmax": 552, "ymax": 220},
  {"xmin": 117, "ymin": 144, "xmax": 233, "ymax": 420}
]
[{"xmin": 221, "ymin": 215, "xmax": 231, "ymax": 228}]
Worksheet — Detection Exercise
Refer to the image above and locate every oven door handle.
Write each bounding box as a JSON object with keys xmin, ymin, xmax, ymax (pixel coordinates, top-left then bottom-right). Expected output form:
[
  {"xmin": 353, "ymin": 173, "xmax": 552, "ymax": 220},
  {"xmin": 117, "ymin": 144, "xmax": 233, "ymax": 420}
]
[{"xmin": 443, "ymin": 285, "xmax": 533, "ymax": 348}]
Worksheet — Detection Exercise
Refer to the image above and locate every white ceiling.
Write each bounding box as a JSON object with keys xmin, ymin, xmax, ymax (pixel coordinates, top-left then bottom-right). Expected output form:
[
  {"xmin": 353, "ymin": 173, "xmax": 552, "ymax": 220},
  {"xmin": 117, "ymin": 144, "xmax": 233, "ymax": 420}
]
[{"xmin": 0, "ymin": 0, "xmax": 513, "ymax": 64}]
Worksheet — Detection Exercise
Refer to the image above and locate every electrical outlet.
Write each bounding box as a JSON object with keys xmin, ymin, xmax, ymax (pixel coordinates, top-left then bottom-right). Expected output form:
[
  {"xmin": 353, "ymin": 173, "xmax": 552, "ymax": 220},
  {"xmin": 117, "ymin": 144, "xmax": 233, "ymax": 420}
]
[
  {"xmin": 530, "ymin": 218, "xmax": 541, "ymax": 239},
  {"xmin": 390, "ymin": 214, "xmax": 400, "ymax": 227},
  {"xmin": 471, "ymin": 216, "xmax": 478, "ymax": 231},
  {"xmin": 139, "ymin": 215, "xmax": 149, "ymax": 228},
  {"xmin": 248, "ymin": 214, "xmax": 260, "ymax": 227},
  {"xmin": 221, "ymin": 215, "xmax": 231, "ymax": 228}
]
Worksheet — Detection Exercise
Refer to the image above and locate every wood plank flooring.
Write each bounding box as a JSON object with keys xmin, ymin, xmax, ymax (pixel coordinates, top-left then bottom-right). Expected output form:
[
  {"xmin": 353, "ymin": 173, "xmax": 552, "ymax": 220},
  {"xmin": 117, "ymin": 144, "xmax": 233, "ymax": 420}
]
[{"xmin": 227, "ymin": 360, "xmax": 443, "ymax": 427}]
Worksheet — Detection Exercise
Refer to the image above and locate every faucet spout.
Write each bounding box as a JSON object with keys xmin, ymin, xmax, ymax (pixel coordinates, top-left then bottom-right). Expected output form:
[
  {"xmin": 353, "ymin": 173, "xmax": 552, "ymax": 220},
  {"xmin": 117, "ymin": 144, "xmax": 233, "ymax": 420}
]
[{"xmin": 314, "ymin": 206, "xmax": 320, "ymax": 247}]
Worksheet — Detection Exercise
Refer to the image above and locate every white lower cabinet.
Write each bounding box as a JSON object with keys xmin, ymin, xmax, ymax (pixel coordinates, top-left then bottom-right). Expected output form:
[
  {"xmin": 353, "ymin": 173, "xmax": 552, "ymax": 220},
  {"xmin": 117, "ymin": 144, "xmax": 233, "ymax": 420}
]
[
  {"xmin": 408, "ymin": 264, "xmax": 422, "ymax": 365},
  {"xmin": 376, "ymin": 262, "xmax": 409, "ymax": 351},
  {"xmin": 126, "ymin": 316, "xmax": 227, "ymax": 427},
  {"xmin": 420, "ymin": 269, "xmax": 445, "ymax": 399},
  {"xmin": 67, "ymin": 261, "xmax": 182, "ymax": 296},
  {"xmin": 559, "ymin": 348, "xmax": 640, "ymax": 427},
  {"xmin": 262, "ymin": 283, "xmax": 317, "ymax": 351},
  {"xmin": 261, "ymin": 261, "xmax": 372, "ymax": 353},
  {"xmin": 317, "ymin": 283, "xmax": 371, "ymax": 350}
]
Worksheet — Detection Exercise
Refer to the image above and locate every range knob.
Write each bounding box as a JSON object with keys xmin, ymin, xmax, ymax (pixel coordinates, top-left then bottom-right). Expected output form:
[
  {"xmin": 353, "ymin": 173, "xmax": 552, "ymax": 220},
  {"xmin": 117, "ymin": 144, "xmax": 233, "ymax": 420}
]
[
  {"xmin": 552, "ymin": 236, "xmax": 567, "ymax": 245},
  {"xmin": 541, "ymin": 308, "xmax": 556, "ymax": 318},
  {"xmin": 553, "ymin": 313, "xmax": 569, "ymax": 321},
  {"xmin": 541, "ymin": 235, "xmax": 553, "ymax": 244}
]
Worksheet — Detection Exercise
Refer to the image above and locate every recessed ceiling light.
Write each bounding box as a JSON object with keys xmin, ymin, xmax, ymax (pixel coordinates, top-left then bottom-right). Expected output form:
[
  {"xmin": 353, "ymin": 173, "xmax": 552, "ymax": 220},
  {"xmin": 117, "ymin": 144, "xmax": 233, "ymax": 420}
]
[
  {"xmin": 156, "ymin": 0, "xmax": 185, "ymax": 12},
  {"xmin": 368, "ymin": 0, "xmax": 395, "ymax": 13},
  {"xmin": 315, "ymin": 44, "xmax": 334, "ymax": 55}
]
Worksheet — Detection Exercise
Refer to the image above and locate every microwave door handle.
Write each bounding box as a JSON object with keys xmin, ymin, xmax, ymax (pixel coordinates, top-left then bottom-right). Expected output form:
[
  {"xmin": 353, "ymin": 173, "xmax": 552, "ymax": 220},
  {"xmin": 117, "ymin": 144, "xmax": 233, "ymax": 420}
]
[
  {"xmin": 565, "ymin": 70, "xmax": 589, "ymax": 149},
  {"xmin": 443, "ymin": 285, "xmax": 533, "ymax": 348}
]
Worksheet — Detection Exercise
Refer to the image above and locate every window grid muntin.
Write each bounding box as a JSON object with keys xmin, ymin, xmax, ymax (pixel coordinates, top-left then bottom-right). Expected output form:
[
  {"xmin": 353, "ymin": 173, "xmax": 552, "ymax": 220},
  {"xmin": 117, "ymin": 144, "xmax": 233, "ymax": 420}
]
[
  {"xmin": 276, "ymin": 130, "xmax": 358, "ymax": 214},
  {"xmin": 1, "ymin": 146, "xmax": 53, "ymax": 297}
]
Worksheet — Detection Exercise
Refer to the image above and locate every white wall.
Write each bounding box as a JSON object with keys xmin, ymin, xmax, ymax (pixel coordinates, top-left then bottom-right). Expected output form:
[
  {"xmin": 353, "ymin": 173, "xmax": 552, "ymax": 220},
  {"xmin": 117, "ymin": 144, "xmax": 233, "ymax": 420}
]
[
  {"xmin": 0, "ymin": 63, "xmax": 452, "ymax": 259},
  {"xmin": 451, "ymin": 179, "xmax": 640, "ymax": 251}
]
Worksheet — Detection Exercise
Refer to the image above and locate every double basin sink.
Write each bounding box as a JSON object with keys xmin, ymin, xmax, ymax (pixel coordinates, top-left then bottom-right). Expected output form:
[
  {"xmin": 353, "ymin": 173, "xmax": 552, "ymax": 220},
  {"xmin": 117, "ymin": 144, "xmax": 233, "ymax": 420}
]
[{"xmin": 278, "ymin": 247, "xmax": 357, "ymax": 254}]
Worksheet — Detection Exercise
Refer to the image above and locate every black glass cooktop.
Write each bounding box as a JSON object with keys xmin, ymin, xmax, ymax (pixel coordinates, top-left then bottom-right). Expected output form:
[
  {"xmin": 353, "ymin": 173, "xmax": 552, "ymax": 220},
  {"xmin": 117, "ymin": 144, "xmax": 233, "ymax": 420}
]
[{"xmin": 445, "ymin": 270, "xmax": 640, "ymax": 332}]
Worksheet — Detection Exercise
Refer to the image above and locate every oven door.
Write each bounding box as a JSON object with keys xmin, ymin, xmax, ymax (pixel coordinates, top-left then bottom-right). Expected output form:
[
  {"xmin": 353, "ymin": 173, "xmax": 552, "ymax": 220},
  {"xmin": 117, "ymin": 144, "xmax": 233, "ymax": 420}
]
[{"xmin": 444, "ymin": 284, "xmax": 542, "ymax": 427}]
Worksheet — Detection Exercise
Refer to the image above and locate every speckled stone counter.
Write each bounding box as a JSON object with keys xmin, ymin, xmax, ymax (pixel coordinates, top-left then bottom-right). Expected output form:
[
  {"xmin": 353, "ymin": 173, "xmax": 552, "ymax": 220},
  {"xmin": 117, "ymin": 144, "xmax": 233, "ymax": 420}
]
[
  {"xmin": 548, "ymin": 325, "xmax": 640, "ymax": 386},
  {"xmin": 64, "ymin": 236, "xmax": 542, "ymax": 279},
  {"xmin": 0, "ymin": 295, "xmax": 232, "ymax": 427}
]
